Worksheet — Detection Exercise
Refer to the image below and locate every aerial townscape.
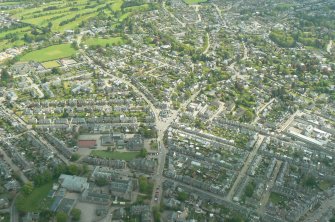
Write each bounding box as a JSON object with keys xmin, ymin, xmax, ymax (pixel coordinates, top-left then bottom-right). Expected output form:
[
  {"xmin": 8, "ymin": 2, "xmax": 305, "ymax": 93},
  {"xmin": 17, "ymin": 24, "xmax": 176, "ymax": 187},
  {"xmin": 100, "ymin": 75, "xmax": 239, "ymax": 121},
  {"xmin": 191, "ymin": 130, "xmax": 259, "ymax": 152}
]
[{"xmin": 0, "ymin": 0, "xmax": 334, "ymax": 221}]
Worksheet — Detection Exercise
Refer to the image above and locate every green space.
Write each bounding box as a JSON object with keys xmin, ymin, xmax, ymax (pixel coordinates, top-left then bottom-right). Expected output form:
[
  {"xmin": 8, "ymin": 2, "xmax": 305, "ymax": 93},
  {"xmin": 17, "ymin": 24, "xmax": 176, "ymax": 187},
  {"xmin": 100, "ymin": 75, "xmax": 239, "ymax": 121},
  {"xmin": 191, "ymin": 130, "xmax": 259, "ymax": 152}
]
[
  {"xmin": 20, "ymin": 44, "xmax": 76, "ymax": 62},
  {"xmin": 90, "ymin": 150, "xmax": 140, "ymax": 161},
  {"xmin": 318, "ymin": 180, "xmax": 332, "ymax": 191},
  {"xmin": 41, "ymin": 60, "xmax": 61, "ymax": 69},
  {"xmin": 269, "ymin": 192, "xmax": 286, "ymax": 205},
  {"xmin": 269, "ymin": 30, "xmax": 296, "ymax": 48},
  {"xmin": 183, "ymin": 0, "xmax": 208, "ymax": 4},
  {"xmin": 83, "ymin": 37, "xmax": 126, "ymax": 47},
  {"xmin": 138, "ymin": 176, "xmax": 153, "ymax": 195},
  {"xmin": 16, "ymin": 182, "xmax": 53, "ymax": 212}
]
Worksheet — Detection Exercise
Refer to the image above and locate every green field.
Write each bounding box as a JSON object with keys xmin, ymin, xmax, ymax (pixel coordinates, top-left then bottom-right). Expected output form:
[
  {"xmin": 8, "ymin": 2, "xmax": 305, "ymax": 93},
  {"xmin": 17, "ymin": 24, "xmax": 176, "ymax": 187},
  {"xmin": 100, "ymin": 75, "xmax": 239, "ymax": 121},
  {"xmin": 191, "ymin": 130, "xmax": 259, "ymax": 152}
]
[
  {"xmin": 90, "ymin": 150, "xmax": 140, "ymax": 161},
  {"xmin": 183, "ymin": 0, "xmax": 208, "ymax": 4},
  {"xmin": 84, "ymin": 37, "xmax": 126, "ymax": 47},
  {"xmin": 318, "ymin": 180, "xmax": 332, "ymax": 191},
  {"xmin": 20, "ymin": 44, "xmax": 76, "ymax": 62},
  {"xmin": 16, "ymin": 183, "xmax": 53, "ymax": 212},
  {"xmin": 8, "ymin": 0, "xmax": 126, "ymax": 33},
  {"xmin": 41, "ymin": 60, "xmax": 61, "ymax": 69},
  {"xmin": 269, "ymin": 192, "xmax": 286, "ymax": 205}
]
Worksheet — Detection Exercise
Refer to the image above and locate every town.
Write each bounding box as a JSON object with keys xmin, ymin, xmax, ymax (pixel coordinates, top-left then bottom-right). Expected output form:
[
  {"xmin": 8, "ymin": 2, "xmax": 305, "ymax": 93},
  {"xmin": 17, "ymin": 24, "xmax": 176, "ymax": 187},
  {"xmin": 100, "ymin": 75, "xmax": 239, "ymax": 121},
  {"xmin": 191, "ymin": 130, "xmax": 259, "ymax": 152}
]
[{"xmin": 0, "ymin": 0, "xmax": 334, "ymax": 221}]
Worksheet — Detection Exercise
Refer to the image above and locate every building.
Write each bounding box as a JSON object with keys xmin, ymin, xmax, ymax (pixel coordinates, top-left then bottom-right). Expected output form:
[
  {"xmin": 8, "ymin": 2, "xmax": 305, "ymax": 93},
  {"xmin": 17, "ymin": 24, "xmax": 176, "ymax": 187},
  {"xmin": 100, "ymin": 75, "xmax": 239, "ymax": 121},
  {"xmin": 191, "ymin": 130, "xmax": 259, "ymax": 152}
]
[
  {"xmin": 59, "ymin": 174, "xmax": 89, "ymax": 192},
  {"xmin": 109, "ymin": 179, "xmax": 133, "ymax": 200},
  {"xmin": 127, "ymin": 134, "xmax": 144, "ymax": 151}
]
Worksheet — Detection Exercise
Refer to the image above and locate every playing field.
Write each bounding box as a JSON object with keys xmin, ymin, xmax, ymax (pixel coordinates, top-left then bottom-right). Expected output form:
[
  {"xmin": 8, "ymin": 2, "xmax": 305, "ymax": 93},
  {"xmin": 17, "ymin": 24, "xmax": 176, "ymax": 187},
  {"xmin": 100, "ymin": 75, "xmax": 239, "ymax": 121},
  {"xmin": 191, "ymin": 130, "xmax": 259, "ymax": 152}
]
[
  {"xmin": 84, "ymin": 37, "xmax": 126, "ymax": 47},
  {"xmin": 90, "ymin": 150, "xmax": 140, "ymax": 161},
  {"xmin": 183, "ymin": 0, "xmax": 208, "ymax": 4},
  {"xmin": 41, "ymin": 60, "xmax": 61, "ymax": 69},
  {"xmin": 20, "ymin": 44, "xmax": 76, "ymax": 62}
]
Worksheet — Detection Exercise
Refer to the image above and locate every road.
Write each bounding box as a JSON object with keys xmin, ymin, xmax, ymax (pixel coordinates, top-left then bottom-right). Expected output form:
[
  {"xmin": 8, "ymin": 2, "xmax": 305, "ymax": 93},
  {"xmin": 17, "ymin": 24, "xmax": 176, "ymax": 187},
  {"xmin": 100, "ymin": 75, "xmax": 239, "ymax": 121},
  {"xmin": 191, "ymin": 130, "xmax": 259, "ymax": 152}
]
[
  {"xmin": 226, "ymin": 135, "xmax": 264, "ymax": 201},
  {"xmin": 0, "ymin": 147, "xmax": 29, "ymax": 183},
  {"xmin": 303, "ymin": 193, "xmax": 335, "ymax": 222},
  {"xmin": 253, "ymin": 98, "xmax": 275, "ymax": 123},
  {"xmin": 277, "ymin": 110, "xmax": 301, "ymax": 133},
  {"xmin": 326, "ymin": 40, "xmax": 333, "ymax": 53},
  {"xmin": 228, "ymin": 42, "xmax": 248, "ymax": 80},
  {"xmin": 203, "ymin": 32, "xmax": 210, "ymax": 55},
  {"xmin": 0, "ymin": 105, "xmax": 69, "ymax": 164},
  {"xmin": 82, "ymin": 47, "xmax": 204, "ymax": 208},
  {"xmin": 257, "ymin": 160, "xmax": 282, "ymax": 214},
  {"xmin": 192, "ymin": 5, "xmax": 202, "ymax": 23},
  {"xmin": 149, "ymin": 89, "xmax": 201, "ymax": 207},
  {"xmin": 206, "ymin": 101, "xmax": 225, "ymax": 123},
  {"xmin": 162, "ymin": 1, "xmax": 186, "ymax": 28},
  {"xmin": 11, "ymin": 194, "xmax": 19, "ymax": 222}
]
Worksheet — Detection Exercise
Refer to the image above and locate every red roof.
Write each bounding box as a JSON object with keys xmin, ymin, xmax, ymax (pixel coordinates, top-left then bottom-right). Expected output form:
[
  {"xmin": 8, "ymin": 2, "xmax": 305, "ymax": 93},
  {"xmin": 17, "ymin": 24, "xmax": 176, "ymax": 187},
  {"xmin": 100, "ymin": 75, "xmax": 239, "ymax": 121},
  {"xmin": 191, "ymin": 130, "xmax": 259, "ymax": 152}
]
[{"xmin": 78, "ymin": 140, "xmax": 97, "ymax": 148}]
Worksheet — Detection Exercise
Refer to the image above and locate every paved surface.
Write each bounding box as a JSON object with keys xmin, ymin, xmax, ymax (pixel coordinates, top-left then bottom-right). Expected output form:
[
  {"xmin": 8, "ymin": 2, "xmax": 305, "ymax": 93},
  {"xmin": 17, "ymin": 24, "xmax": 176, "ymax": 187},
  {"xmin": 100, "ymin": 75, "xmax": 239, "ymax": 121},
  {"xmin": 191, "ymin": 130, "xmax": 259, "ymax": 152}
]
[
  {"xmin": 226, "ymin": 135, "xmax": 264, "ymax": 201},
  {"xmin": 257, "ymin": 160, "xmax": 282, "ymax": 214},
  {"xmin": 303, "ymin": 194, "xmax": 335, "ymax": 222},
  {"xmin": 277, "ymin": 110, "xmax": 301, "ymax": 133},
  {"xmin": 0, "ymin": 149, "xmax": 29, "ymax": 183}
]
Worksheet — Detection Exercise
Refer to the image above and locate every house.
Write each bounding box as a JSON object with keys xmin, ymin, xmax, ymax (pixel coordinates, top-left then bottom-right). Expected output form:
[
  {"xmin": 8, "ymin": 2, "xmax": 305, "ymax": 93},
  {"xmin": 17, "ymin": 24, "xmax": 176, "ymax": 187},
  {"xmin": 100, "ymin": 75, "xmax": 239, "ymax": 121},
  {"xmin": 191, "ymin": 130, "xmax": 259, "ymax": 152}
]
[
  {"xmin": 0, "ymin": 198, "xmax": 9, "ymax": 209},
  {"xmin": 22, "ymin": 212, "xmax": 39, "ymax": 222},
  {"xmin": 4, "ymin": 180, "xmax": 20, "ymax": 191},
  {"xmin": 129, "ymin": 158, "xmax": 156, "ymax": 173},
  {"xmin": 59, "ymin": 174, "xmax": 89, "ymax": 193}
]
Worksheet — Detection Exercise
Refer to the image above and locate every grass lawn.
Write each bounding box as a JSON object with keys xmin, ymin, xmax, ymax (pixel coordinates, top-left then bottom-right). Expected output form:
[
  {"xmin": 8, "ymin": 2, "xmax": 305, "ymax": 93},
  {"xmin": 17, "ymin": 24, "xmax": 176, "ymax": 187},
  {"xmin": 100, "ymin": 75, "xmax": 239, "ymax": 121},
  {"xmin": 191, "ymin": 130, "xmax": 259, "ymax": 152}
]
[
  {"xmin": 20, "ymin": 44, "xmax": 76, "ymax": 62},
  {"xmin": 41, "ymin": 60, "xmax": 61, "ymax": 69},
  {"xmin": 183, "ymin": 0, "xmax": 208, "ymax": 4},
  {"xmin": 112, "ymin": 0, "xmax": 124, "ymax": 11},
  {"xmin": 269, "ymin": 192, "xmax": 286, "ymax": 205},
  {"xmin": 84, "ymin": 37, "xmax": 126, "ymax": 47},
  {"xmin": 16, "ymin": 183, "xmax": 53, "ymax": 212},
  {"xmin": 319, "ymin": 180, "xmax": 332, "ymax": 191},
  {"xmin": 90, "ymin": 150, "xmax": 140, "ymax": 161}
]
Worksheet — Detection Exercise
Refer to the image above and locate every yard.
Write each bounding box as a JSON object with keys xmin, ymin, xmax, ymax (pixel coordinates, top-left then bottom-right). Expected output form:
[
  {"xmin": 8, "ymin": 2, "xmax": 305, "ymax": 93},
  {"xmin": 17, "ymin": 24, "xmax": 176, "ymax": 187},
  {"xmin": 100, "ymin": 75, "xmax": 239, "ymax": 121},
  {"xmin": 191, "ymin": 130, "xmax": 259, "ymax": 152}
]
[
  {"xmin": 269, "ymin": 192, "xmax": 286, "ymax": 206},
  {"xmin": 90, "ymin": 150, "xmax": 140, "ymax": 161},
  {"xmin": 16, "ymin": 182, "xmax": 53, "ymax": 212},
  {"xmin": 20, "ymin": 44, "xmax": 76, "ymax": 62}
]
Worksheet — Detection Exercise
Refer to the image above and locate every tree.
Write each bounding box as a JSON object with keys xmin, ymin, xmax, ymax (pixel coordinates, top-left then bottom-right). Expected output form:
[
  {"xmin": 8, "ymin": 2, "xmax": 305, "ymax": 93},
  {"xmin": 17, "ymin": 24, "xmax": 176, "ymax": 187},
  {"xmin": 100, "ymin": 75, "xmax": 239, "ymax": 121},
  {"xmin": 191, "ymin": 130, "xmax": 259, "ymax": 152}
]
[
  {"xmin": 51, "ymin": 67, "xmax": 61, "ymax": 74},
  {"xmin": 177, "ymin": 191, "xmax": 189, "ymax": 201},
  {"xmin": 0, "ymin": 68, "xmax": 11, "ymax": 86},
  {"xmin": 21, "ymin": 182, "xmax": 33, "ymax": 196},
  {"xmin": 138, "ymin": 148, "xmax": 147, "ymax": 158},
  {"xmin": 71, "ymin": 41, "xmax": 79, "ymax": 50},
  {"xmin": 96, "ymin": 177, "xmax": 108, "ymax": 187},
  {"xmin": 56, "ymin": 212, "xmax": 68, "ymax": 222},
  {"xmin": 71, "ymin": 208, "xmax": 81, "ymax": 221},
  {"xmin": 67, "ymin": 164, "xmax": 80, "ymax": 175},
  {"xmin": 71, "ymin": 153, "xmax": 80, "ymax": 161},
  {"xmin": 153, "ymin": 206, "xmax": 161, "ymax": 222}
]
